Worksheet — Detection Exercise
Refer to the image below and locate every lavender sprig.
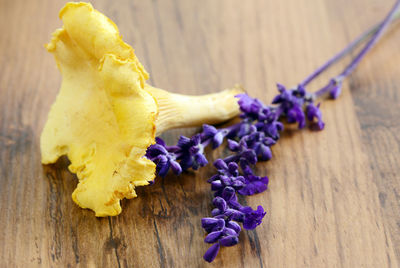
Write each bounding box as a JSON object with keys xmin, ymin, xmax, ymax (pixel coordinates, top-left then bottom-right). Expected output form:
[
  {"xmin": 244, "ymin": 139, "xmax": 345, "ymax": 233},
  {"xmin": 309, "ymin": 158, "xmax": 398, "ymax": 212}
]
[
  {"xmin": 201, "ymin": 90, "xmax": 324, "ymax": 262},
  {"xmin": 147, "ymin": 89, "xmax": 325, "ymax": 262},
  {"xmin": 145, "ymin": 1, "xmax": 400, "ymax": 263}
]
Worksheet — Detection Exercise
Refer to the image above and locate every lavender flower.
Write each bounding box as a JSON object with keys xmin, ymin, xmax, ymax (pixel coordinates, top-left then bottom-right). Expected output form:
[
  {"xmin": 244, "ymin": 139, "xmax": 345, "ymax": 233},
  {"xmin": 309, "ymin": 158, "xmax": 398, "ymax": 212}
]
[
  {"xmin": 236, "ymin": 93, "xmax": 264, "ymax": 120},
  {"xmin": 242, "ymin": 131, "xmax": 275, "ymax": 161},
  {"xmin": 328, "ymin": 79, "xmax": 343, "ymax": 99},
  {"xmin": 145, "ymin": 138, "xmax": 181, "ymax": 177},
  {"xmin": 272, "ymin": 84, "xmax": 319, "ymax": 129},
  {"xmin": 203, "ymin": 243, "xmax": 220, "ymax": 262},
  {"xmin": 238, "ymin": 174, "xmax": 269, "ymax": 196},
  {"xmin": 147, "ymin": 90, "xmax": 327, "ymax": 262},
  {"xmin": 176, "ymin": 134, "xmax": 208, "ymax": 170},
  {"xmin": 146, "ymin": 2, "xmax": 400, "ymax": 262},
  {"xmin": 208, "ymin": 161, "xmax": 245, "ymax": 195},
  {"xmin": 225, "ymin": 139, "xmax": 258, "ymax": 169},
  {"xmin": 146, "ymin": 134, "xmax": 209, "ymax": 178},
  {"xmin": 306, "ymin": 103, "xmax": 325, "ymax": 130},
  {"xmin": 241, "ymin": 206, "xmax": 266, "ymax": 230},
  {"xmin": 147, "ymin": 88, "xmax": 325, "ymax": 262},
  {"xmin": 201, "ymin": 124, "xmax": 228, "ymax": 148}
]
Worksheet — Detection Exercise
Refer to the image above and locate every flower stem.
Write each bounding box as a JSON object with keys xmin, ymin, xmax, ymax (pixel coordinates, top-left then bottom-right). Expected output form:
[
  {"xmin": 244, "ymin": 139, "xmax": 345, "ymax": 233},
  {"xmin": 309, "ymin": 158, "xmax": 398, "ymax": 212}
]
[
  {"xmin": 201, "ymin": 138, "xmax": 212, "ymax": 148},
  {"xmin": 339, "ymin": 1, "xmax": 400, "ymax": 79},
  {"xmin": 315, "ymin": 0, "xmax": 400, "ymax": 98},
  {"xmin": 300, "ymin": 7, "xmax": 400, "ymax": 88}
]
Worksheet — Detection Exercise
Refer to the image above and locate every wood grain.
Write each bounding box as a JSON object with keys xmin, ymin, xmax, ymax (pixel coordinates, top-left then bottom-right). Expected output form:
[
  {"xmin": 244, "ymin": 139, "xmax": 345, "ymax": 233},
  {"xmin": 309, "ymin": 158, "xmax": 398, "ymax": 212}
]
[{"xmin": 1, "ymin": 0, "xmax": 399, "ymax": 267}]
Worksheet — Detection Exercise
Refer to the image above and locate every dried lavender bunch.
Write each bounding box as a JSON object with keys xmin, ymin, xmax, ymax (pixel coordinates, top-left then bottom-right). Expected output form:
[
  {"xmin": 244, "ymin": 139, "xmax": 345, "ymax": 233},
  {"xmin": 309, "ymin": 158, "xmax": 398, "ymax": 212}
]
[{"xmin": 146, "ymin": 1, "xmax": 400, "ymax": 262}]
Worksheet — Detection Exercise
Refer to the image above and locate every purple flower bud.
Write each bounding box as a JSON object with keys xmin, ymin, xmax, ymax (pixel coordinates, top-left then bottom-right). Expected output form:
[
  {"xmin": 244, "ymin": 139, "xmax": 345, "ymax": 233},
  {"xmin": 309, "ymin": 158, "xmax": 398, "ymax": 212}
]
[
  {"xmin": 219, "ymin": 235, "xmax": 239, "ymax": 247},
  {"xmin": 264, "ymin": 137, "xmax": 276, "ymax": 146},
  {"xmin": 157, "ymin": 157, "xmax": 170, "ymax": 178},
  {"xmin": 145, "ymin": 144, "xmax": 168, "ymax": 159},
  {"xmin": 261, "ymin": 144, "xmax": 272, "ymax": 161},
  {"xmin": 329, "ymin": 79, "xmax": 343, "ymax": 99},
  {"xmin": 288, "ymin": 105, "xmax": 306, "ymax": 129},
  {"xmin": 271, "ymin": 94, "xmax": 283, "ymax": 104},
  {"xmin": 242, "ymin": 165, "xmax": 254, "ymax": 176},
  {"xmin": 169, "ymin": 160, "xmax": 182, "ymax": 175},
  {"xmin": 236, "ymin": 94, "xmax": 264, "ymax": 118},
  {"xmin": 227, "ymin": 199, "xmax": 242, "ymax": 211},
  {"xmin": 201, "ymin": 218, "xmax": 225, "ymax": 231},
  {"xmin": 276, "ymin": 83, "xmax": 286, "ymax": 93},
  {"xmin": 201, "ymin": 218, "xmax": 225, "ymax": 228},
  {"xmin": 227, "ymin": 139, "xmax": 240, "ymax": 151},
  {"xmin": 220, "ymin": 175, "xmax": 231, "ymax": 186},
  {"xmin": 203, "ymin": 243, "xmax": 220, "ymax": 263},
  {"xmin": 202, "ymin": 124, "xmax": 217, "ymax": 137},
  {"xmin": 296, "ymin": 84, "xmax": 306, "ymax": 97},
  {"xmin": 223, "ymin": 227, "xmax": 238, "ymax": 236},
  {"xmin": 227, "ymin": 162, "xmax": 239, "ymax": 174},
  {"xmin": 241, "ymin": 149, "xmax": 257, "ymax": 165},
  {"xmin": 232, "ymin": 179, "xmax": 244, "ymax": 189},
  {"xmin": 202, "ymin": 124, "xmax": 226, "ymax": 148},
  {"xmin": 207, "ymin": 174, "xmax": 219, "ymax": 183},
  {"xmin": 146, "ymin": 138, "xmax": 184, "ymax": 177},
  {"xmin": 214, "ymin": 159, "xmax": 228, "ymax": 170},
  {"xmin": 257, "ymin": 121, "xmax": 283, "ymax": 140},
  {"xmin": 222, "ymin": 187, "xmax": 236, "ymax": 201},
  {"xmin": 226, "ymin": 221, "xmax": 241, "ymax": 234},
  {"xmin": 213, "ymin": 197, "xmax": 227, "ymax": 212},
  {"xmin": 258, "ymin": 107, "xmax": 272, "ymax": 121},
  {"xmin": 224, "ymin": 208, "xmax": 244, "ymax": 222},
  {"xmin": 211, "ymin": 180, "xmax": 223, "ymax": 191},
  {"xmin": 211, "ymin": 208, "xmax": 222, "ymax": 217},
  {"xmin": 223, "ymin": 208, "xmax": 235, "ymax": 217},
  {"xmin": 177, "ymin": 135, "xmax": 191, "ymax": 147},
  {"xmin": 204, "ymin": 230, "xmax": 223, "ymax": 243},
  {"xmin": 306, "ymin": 103, "xmax": 325, "ymax": 131},
  {"xmin": 212, "ymin": 131, "xmax": 224, "ymax": 148},
  {"xmin": 155, "ymin": 137, "xmax": 166, "ymax": 146},
  {"xmin": 237, "ymin": 122, "xmax": 253, "ymax": 138}
]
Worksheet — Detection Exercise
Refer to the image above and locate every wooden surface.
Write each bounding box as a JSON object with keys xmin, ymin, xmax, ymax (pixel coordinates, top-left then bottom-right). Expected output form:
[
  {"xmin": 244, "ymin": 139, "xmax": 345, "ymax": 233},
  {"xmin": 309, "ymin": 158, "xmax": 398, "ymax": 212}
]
[{"xmin": 1, "ymin": 0, "xmax": 400, "ymax": 267}]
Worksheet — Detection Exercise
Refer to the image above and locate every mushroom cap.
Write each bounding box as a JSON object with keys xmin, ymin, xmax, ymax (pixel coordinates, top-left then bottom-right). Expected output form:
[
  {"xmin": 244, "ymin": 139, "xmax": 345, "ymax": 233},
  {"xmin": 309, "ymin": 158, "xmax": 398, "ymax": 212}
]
[{"xmin": 41, "ymin": 2, "xmax": 158, "ymax": 216}]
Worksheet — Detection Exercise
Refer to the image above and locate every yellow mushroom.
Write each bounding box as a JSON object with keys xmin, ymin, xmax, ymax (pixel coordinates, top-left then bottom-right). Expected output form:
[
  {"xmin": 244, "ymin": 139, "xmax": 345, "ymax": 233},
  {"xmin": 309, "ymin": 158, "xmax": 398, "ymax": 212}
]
[{"xmin": 41, "ymin": 2, "xmax": 242, "ymax": 216}]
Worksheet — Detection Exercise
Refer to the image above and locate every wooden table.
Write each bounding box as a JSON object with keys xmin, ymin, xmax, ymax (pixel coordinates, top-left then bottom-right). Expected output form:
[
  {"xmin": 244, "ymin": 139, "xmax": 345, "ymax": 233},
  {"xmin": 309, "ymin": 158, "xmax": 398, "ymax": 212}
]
[{"xmin": 1, "ymin": 0, "xmax": 399, "ymax": 267}]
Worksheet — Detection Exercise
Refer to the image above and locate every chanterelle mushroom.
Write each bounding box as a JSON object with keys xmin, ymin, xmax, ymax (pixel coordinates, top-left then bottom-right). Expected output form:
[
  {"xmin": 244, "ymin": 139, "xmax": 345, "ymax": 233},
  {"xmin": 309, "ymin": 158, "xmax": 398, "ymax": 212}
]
[{"xmin": 41, "ymin": 2, "xmax": 243, "ymax": 216}]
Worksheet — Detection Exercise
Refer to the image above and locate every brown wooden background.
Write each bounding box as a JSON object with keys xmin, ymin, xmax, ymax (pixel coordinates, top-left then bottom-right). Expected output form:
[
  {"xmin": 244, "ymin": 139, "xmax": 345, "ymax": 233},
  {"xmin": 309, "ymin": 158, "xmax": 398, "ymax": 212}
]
[{"xmin": 1, "ymin": 0, "xmax": 400, "ymax": 267}]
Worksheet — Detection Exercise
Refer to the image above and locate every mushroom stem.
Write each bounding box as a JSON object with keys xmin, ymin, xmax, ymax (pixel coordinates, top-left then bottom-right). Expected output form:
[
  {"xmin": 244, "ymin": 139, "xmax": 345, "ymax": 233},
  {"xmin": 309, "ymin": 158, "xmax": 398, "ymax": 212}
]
[{"xmin": 146, "ymin": 85, "xmax": 244, "ymax": 135}]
